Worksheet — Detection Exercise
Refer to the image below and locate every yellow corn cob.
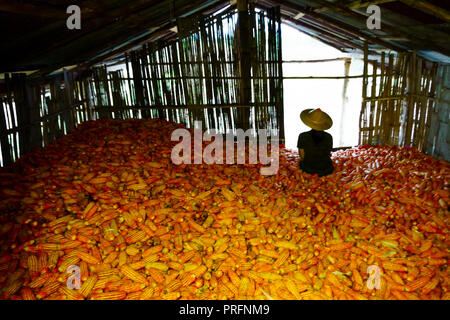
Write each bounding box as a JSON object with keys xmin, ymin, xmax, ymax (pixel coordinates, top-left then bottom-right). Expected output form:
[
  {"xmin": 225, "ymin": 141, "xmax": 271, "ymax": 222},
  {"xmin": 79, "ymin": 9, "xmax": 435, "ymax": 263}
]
[
  {"xmin": 96, "ymin": 269, "xmax": 118, "ymax": 279},
  {"xmin": 238, "ymin": 277, "xmax": 250, "ymax": 297},
  {"xmin": 75, "ymin": 250, "xmax": 100, "ymax": 265},
  {"xmin": 120, "ymin": 265, "xmax": 148, "ymax": 284},
  {"xmin": 140, "ymin": 287, "xmax": 155, "ymax": 300},
  {"xmin": 29, "ymin": 275, "xmax": 49, "ymax": 289},
  {"xmin": 228, "ymin": 247, "xmax": 246, "ymax": 260},
  {"xmin": 210, "ymin": 253, "xmax": 228, "ymax": 260},
  {"xmin": 125, "ymin": 291, "xmax": 143, "ymax": 300},
  {"xmin": 59, "ymin": 286, "xmax": 84, "ymax": 300},
  {"xmin": 48, "ymin": 251, "xmax": 60, "ymax": 268},
  {"xmin": 259, "ymin": 272, "xmax": 282, "ymax": 281},
  {"xmin": 58, "ymin": 256, "xmax": 81, "ymax": 272},
  {"xmin": 222, "ymin": 277, "xmax": 238, "ymax": 297},
  {"xmin": 118, "ymin": 251, "xmax": 127, "ymax": 267},
  {"xmin": 145, "ymin": 262, "xmax": 168, "ymax": 272},
  {"xmin": 273, "ymin": 241, "xmax": 298, "ymax": 250},
  {"xmin": 192, "ymin": 265, "xmax": 207, "ymax": 278},
  {"xmin": 36, "ymin": 281, "xmax": 60, "ymax": 299},
  {"xmin": 161, "ymin": 292, "xmax": 181, "ymax": 300},
  {"xmin": 280, "ymin": 264, "xmax": 297, "ymax": 273},
  {"xmin": 91, "ymin": 291, "xmax": 126, "ymax": 300},
  {"xmin": 125, "ymin": 246, "xmax": 140, "ymax": 256},
  {"xmin": 273, "ymin": 250, "xmax": 289, "ymax": 269},
  {"xmin": 245, "ymin": 271, "xmax": 263, "ymax": 283},
  {"xmin": 38, "ymin": 253, "xmax": 48, "ymax": 270},
  {"xmin": 167, "ymin": 261, "xmax": 183, "ymax": 271},
  {"xmin": 166, "ymin": 279, "xmax": 182, "ymax": 292},
  {"xmin": 119, "ymin": 282, "xmax": 146, "ymax": 293},
  {"xmin": 80, "ymin": 275, "xmax": 98, "ymax": 297}
]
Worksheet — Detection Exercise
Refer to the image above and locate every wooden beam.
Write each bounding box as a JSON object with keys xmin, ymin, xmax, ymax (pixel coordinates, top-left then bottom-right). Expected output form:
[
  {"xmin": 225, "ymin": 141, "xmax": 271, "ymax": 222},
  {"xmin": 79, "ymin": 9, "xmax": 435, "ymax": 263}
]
[
  {"xmin": 6, "ymin": 0, "xmax": 224, "ymax": 73},
  {"xmin": 297, "ymin": 0, "xmax": 450, "ymax": 56},
  {"xmin": 0, "ymin": 1, "xmax": 71, "ymax": 19},
  {"xmin": 345, "ymin": 1, "xmax": 397, "ymax": 10},
  {"xmin": 276, "ymin": 0, "xmax": 404, "ymax": 52},
  {"xmin": 399, "ymin": 0, "xmax": 450, "ymax": 22}
]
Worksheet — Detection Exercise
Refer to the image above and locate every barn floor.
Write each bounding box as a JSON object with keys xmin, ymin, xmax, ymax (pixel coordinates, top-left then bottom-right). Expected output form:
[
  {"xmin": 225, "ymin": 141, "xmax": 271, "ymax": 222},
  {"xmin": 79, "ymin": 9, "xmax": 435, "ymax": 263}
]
[{"xmin": 0, "ymin": 118, "xmax": 448, "ymax": 300}]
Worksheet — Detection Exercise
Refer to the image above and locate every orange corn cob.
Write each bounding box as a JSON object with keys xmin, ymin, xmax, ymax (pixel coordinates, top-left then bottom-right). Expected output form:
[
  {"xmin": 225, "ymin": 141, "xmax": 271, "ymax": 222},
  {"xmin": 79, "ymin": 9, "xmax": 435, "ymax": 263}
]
[
  {"xmin": 74, "ymin": 250, "xmax": 100, "ymax": 265},
  {"xmin": 36, "ymin": 281, "xmax": 60, "ymax": 299},
  {"xmin": 91, "ymin": 291, "xmax": 126, "ymax": 300},
  {"xmin": 179, "ymin": 250, "xmax": 197, "ymax": 263},
  {"xmin": 181, "ymin": 272, "xmax": 196, "ymax": 287},
  {"xmin": 120, "ymin": 265, "xmax": 148, "ymax": 284},
  {"xmin": 227, "ymin": 269, "xmax": 240, "ymax": 287},
  {"xmin": 407, "ymin": 275, "xmax": 433, "ymax": 292},
  {"xmin": 142, "ymin": 245, "xmax": 163, "ymax": 258},
  {"xmin": 147, "ymin": 268, "xmax": 165, "ymax": 284},
  {"xmin": 2, "ymin": 280, "xmax": 23, "ymax": 297},
  {"xmin": 143, "ymin": 254, "xmax": 159, "ymax": 264},
  {"xmin": 27, "ymin": 255, "xmax": 39, "ymax": 275},
  {"xmin": 20, "ymin": 287, "xmax": 36, "ymax": 300},
  {"xmin": 80, "ymin": 275, "xmax": 98, "ymax": 297},
  {"xmin": 188, "ymin": 220, "xmax": 205, "ymax": 233},
  {"xmin": 119, "ymin": 282, "xmax": 146, "ymax": 293},
  {"xmin": 140, "ymin": 287, "xmax": 155, "ymax": 300},
  {"xmin": 103, "ymin": 251, "xmax": 119, "ymax": 264},
  {"xmin": 126, "ymin": 291, "xmax": 143, "ymax": 300},
  {"xmin": 422, "ymin": 276, "xmax": 439, "ymax": 295},
  {"xmin": 382, "ymin": 261, "xmax": 408, "ymax": 272}
]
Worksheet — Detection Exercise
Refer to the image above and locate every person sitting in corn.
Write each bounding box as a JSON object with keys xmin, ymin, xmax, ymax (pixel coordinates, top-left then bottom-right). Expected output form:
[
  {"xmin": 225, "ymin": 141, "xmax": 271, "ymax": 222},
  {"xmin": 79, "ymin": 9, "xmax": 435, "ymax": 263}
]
[{"xmin": 297, "ymin": 108, "xmax": 334, "ymax": 177}]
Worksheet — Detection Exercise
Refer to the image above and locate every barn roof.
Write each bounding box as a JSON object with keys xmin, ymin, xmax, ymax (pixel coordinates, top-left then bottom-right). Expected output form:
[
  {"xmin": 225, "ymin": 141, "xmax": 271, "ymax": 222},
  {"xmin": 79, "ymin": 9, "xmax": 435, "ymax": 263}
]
[{"xmin": 1, "ymin": 0, "xmax": 449, "ymax": 74}]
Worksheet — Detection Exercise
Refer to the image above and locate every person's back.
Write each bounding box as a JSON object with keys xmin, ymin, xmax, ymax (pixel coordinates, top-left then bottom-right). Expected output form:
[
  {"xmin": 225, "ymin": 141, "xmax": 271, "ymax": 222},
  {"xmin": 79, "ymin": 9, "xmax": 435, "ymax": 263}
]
[
  {"xmin": 297, "ymin": 108, "xmax": 334, "ymax": 177},
  {"xmin": 297, "ymin": 129, "xmax": 333, "ymax": 176}
]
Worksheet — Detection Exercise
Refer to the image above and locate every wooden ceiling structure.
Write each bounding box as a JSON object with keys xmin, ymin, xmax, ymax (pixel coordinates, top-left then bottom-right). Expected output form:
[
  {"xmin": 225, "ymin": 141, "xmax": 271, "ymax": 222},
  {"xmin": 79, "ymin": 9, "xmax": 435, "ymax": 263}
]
[{"xmin": 0, "ymin": 0, "xmax": 449, "ymax": 74}]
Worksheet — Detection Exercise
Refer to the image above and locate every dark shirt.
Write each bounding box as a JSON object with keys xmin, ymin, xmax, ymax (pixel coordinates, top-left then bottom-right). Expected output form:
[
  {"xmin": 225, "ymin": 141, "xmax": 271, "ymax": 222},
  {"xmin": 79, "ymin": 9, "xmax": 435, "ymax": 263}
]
[{"xmin": 297, "ymin": 130, "xmax": 334, "ymax": 176}]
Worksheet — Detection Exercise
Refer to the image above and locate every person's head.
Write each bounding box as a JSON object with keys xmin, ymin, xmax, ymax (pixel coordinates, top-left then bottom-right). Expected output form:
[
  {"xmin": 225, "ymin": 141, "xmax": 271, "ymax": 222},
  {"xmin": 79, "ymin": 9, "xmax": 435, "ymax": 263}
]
[{"xmin": 300, "ymin": 108, "xmax": 333, "ymax": 131}]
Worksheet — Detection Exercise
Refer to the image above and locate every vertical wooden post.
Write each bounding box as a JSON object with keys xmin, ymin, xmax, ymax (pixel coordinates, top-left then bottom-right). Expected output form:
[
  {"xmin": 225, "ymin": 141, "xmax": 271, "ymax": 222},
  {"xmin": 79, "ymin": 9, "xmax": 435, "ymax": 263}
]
[
  {"xmin": 339, "ymin": 58, "xmax": 351, "ymax": 146},
  {"xmin": 359, "ymin": 41, "xmax": 368, "ymax": 145},
  {"xmin": 404, "ymin": 51, "xmax": 417, "ymax": 147},
  {"xmin": 237, "ymin": 0, "xmax": 251, "ymax": 131}
]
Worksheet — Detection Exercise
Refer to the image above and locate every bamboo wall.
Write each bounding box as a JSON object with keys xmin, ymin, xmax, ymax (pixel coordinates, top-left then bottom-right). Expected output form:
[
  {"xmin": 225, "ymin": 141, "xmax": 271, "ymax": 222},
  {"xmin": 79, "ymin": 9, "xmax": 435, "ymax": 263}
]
[
  {"xmin": 359, "ymin": 43, "xmax": 440, "ymax": 154},
  {"xmin": 90, "ymin": 6, "xmax": 283, "ymax": 138},
  {"xmin": 0, "ymin": 70, "xmax": 92, "ymax": 167}
]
